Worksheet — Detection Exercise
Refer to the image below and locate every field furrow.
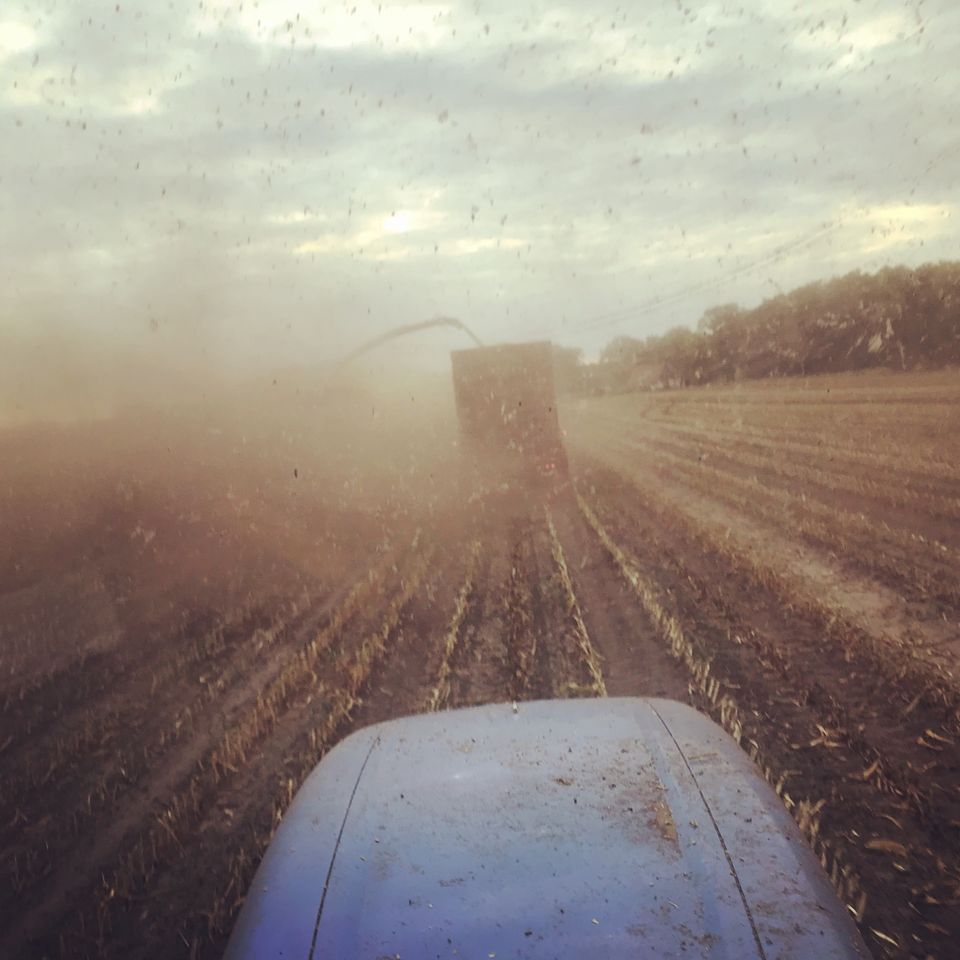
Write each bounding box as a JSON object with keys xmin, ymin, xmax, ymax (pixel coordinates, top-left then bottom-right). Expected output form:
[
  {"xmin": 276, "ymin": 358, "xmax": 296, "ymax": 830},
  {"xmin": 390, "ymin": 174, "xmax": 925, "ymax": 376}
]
[
  {"xmin": 5, "ymin": 369, "xmax": 960, "ymax": 960},
  {"xmin": 2, "ymin": 535, "xmax": 431, "ymax": 960},
  {"xmin": 578, "ymin": 423, "xmax": 960, "ymax": 622},
  {"xmin": 576, "ymin": 484, "xmax": 959, "ymax": 960}
]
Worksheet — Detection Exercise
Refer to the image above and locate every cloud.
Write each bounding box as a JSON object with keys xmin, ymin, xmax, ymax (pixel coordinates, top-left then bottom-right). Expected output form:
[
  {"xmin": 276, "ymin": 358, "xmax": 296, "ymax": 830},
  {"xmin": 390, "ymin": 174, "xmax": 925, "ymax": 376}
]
[
  {"xmin": 194, "ymin": 0, "xmax": 458, "ymax": 53},
  {"xmin": 0, "ymin": 18, "xmax": 37, "ymax": 62},
  {"xmin": 841, "ymin": 201, "xmax": 955, "ymax": 254},
  {"xmin": 1, "ymin": 0, "xmax": 958, "ymax": 387}
]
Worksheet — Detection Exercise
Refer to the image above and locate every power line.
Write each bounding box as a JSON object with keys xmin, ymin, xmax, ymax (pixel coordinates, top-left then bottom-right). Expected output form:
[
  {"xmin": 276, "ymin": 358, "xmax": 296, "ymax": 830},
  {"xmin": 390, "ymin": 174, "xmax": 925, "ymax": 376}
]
[
  {"xmin": 572, "ymin": 220, "xmax": 842, "ymax": 335},
  {"xmin": 540, "ymin": 112, "xmax": 959, "ymax": 341}
]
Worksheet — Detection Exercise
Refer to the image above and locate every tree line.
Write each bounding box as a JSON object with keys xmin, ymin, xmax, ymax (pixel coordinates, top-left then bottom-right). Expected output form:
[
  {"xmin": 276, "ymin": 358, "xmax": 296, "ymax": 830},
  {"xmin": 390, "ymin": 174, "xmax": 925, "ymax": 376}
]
[{"xmin": 555, "ymin": 261, "xmax": 960, "ymax": 394}]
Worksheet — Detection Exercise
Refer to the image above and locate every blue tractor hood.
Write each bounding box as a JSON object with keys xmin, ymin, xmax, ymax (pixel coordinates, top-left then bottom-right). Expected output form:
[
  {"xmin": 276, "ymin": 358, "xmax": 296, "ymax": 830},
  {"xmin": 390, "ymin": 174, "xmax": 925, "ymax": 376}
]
[{"xmin": 226, "ymin": 698, "xmax": 869, "ymax": 959}]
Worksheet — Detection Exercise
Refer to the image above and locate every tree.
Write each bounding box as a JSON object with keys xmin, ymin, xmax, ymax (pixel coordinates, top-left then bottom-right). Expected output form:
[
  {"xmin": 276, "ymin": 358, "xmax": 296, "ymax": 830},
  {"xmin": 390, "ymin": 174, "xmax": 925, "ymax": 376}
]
[
  {"xmin": 595, "ymin": 260, "xmax": 960, "ymax": 390},
  {"xmin": 552, "ymin": 345, "xmax": 584, "ymax": 394},
  {"xmin": 599, "ymin": 336, "xmax": 644, "ymax": 366}
]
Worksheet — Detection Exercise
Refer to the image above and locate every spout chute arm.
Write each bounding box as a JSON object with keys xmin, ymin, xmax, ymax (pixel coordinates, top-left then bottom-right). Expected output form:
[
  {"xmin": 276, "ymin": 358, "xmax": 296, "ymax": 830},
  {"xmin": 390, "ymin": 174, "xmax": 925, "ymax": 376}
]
[{"xmin": 336, "ymin": 316, "xmax": 483, "ymax": 372}]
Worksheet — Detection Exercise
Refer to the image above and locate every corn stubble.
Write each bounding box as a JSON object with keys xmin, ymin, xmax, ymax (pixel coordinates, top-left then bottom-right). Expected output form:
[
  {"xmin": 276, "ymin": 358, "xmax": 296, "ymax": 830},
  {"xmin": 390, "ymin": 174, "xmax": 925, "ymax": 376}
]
[{"xmin": 5, "ymin": 370, "xmax": 959, "ymax": 960}]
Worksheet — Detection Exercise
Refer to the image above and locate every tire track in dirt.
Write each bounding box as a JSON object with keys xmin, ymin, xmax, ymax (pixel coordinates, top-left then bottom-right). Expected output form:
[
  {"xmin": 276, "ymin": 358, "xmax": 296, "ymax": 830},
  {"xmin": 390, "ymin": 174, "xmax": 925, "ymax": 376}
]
[
  {"xmin": 547, "ymin": 492, "xmax": 689, "ymax": 701},
  {"xmin": 504, "ymin": 515, "xmax": 542, "ymax": 701},
  {"xmin": 526, "ymin": 508, "xmax": 603, "ymax": 699},
  {"xmin": 446, "ymin": 517, "xmax": 517, "ymax": 709},
  {"xmin": 449, "ymin": 503, "xmax": 601, "ymax": 708}
]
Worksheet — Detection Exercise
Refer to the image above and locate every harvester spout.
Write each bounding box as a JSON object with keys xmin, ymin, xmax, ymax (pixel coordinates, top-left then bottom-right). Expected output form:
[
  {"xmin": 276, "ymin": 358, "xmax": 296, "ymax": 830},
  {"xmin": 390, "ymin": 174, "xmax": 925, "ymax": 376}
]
[{"xmin": 335, "ymin": 316, "xmax": 483, "ymax": 372}]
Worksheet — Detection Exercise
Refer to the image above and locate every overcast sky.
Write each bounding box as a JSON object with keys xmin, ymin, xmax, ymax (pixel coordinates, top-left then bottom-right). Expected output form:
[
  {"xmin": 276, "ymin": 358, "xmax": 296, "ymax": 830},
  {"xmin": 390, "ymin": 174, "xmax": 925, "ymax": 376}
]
[{"xmin": 1, "ymin": 0, "xmax": 958, "ymax": 380}]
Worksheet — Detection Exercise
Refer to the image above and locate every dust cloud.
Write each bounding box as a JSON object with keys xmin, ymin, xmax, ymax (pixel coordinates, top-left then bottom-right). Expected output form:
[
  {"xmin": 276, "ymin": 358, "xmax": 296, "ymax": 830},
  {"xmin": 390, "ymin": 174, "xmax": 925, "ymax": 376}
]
[{"xmin": 0, "ymin": 315, "xmax": 462, "ymax": 689}]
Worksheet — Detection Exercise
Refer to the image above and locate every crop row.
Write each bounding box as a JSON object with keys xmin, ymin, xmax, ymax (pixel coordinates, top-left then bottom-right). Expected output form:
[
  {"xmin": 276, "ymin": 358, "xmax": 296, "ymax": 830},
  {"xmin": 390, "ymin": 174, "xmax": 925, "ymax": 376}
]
[
  {"xmin": 586, "ymin": 394, "xmax": 960, "ymax": 485},
  {"xmin": 641, "ymin": 399, "xmax": 954, "ymax": 443},
  {"xmin": 580, "ymin": 457, "xmax": 960, "ymax": 728},
  {"xmin": 638, "ymin": 413, "xmax": 960, "ymax": 501},
  {"xmin": 0, "ymin": 601, "xmax": 263, "ymax": 762},
  {"xmin": 586, "ymin": 426, "xmax": 960, "ymax": 616},
  {"xmin": 6, "ymin": 535, "xmax": 431, "ymax": 960},
  {"xmin": 577, "ymin": 479, "xmax": 960, "ymax": 957},
  {"xmin": 576, "ymin": 492, "xmax": 868, "ymax": 899},
  {"xmin": 180, "ymin": 542, "xmax": 471, "ymax": 956},
  {"xmin": 0, "ymin": 598, "xmax": 302, "ymax": 829},
  {"xmin": 638, "ymin": 420, "xmax": 960, "ymax": 528},
  {"xmin": 575, "ymin": 491, "xmax": 889, "ymax": 942},
  {"xmin": 593, "ymin": 419, "xmax": 958, "ymax": 571},
  {"xmin": 422, "ymin": 541, "xmax": 482, "ymax": 713},
  {"xmin": 544, "ymin": 508, "xmax": 607, "ymax": 698},
  {"xmin": 2, "ymin": 580, "xmax": 371, "ymax": 906},
  {"xmin": 583, "ymin": 471, "xmax": 960, "ymax": 824}
]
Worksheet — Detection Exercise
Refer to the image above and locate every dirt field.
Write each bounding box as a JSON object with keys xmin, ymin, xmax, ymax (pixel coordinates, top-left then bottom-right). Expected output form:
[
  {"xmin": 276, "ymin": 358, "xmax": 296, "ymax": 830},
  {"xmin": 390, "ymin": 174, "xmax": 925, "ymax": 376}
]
[{"xmin": 2, "ymin": 368, "xmax": 959, "ymax": 959}]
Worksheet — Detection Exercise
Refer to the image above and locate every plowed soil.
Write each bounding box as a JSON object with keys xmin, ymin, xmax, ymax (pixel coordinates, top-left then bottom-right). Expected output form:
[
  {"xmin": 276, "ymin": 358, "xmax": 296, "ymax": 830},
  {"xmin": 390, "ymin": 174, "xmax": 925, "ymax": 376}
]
[{"xmin": 2, "ymin": 369, "xmax": 959, "ymax": 960}]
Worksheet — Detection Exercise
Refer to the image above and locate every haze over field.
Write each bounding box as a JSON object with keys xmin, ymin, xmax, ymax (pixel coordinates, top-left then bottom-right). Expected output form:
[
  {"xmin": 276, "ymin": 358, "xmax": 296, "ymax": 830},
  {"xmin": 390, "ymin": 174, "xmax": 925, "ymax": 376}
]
[
  {"xmin": 2, "ymin": 0, "xmax": 959, "ymax": 423},
  {"xmin": 3, "ymin": 5, "xmax": 960, "ymax": 957}
]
